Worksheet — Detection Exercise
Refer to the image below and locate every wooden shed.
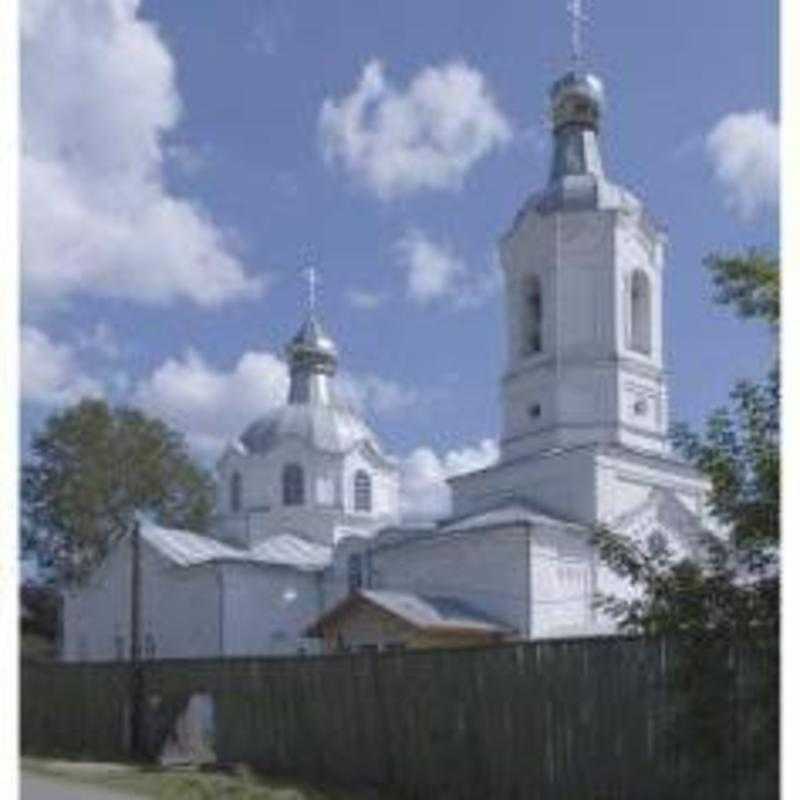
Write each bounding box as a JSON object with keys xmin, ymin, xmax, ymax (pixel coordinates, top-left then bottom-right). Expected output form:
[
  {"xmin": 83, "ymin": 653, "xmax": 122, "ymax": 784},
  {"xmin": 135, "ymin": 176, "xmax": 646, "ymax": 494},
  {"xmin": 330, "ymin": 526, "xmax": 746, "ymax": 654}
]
[{"xmin": 306, "ymin": 589, "xmax": 513, "ymax": 653}]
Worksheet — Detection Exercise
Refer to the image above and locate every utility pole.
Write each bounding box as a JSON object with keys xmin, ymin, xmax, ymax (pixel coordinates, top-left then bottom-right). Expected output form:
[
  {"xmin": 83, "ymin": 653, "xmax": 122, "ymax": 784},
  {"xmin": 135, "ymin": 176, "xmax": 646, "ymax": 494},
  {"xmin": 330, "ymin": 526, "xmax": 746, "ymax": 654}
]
[{"xmin": 129, "ymin": 518, "xmax": 144, "ymax": 759}]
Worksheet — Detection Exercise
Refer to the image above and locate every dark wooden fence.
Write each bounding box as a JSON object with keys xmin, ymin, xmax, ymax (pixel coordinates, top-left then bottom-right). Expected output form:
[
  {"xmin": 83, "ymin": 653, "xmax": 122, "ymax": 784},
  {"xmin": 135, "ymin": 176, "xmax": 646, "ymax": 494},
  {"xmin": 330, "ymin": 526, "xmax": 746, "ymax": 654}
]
[{"xmin": 21, "ymin": 635, "xmax": 778, "ymax": 799}]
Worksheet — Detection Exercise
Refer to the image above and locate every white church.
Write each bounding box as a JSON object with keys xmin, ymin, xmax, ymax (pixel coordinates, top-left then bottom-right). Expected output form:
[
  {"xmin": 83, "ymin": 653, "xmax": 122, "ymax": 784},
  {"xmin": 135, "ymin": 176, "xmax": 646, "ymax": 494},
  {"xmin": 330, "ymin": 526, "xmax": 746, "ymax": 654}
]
[{"xmin": 62, "ymin": 63, "xmax": 716, "ymax": 661}]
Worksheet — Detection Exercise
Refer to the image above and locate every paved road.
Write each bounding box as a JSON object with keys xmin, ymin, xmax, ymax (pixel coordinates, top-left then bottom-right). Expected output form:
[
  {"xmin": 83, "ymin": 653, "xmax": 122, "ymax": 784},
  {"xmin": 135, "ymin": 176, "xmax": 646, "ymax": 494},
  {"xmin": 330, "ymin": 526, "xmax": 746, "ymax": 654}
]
[{"xmin": 21, "ymin": 773, "xmax": 146, "ymax": 800}]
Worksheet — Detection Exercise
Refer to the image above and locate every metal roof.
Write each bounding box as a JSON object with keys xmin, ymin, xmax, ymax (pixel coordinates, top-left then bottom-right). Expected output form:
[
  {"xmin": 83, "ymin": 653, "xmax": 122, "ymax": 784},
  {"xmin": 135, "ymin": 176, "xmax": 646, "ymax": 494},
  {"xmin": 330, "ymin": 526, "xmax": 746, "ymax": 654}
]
[
  {"xmin": 141, "ymin": 523, "xmax": 331, "ymax": 572},
  {"xmin": 363, "ymin": 591, "xmax": 510, "ymax": 633},
  {"xmin": 438, "ymin": 502, "xmax": 587, "ymax": 534},
  {"xmin": 251, "ymin": 533, "xmax": 332, "ymax": 570},
  {"xmin": 307, "ymin": 589, "xmax": 512, "ymax": 637},
  {"xmin": 239, "ymin": 403, "xmax": 385, "ymax": 457}
]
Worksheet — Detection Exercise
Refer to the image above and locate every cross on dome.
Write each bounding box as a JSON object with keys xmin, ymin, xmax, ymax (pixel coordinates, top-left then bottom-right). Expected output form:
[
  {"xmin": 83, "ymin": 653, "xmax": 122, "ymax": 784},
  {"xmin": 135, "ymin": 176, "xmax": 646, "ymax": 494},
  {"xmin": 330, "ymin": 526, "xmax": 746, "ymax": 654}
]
[
  {"xmin": 299, "ymin": 244, "xmax": 321, "ymax": 315},
  {"xmin": 567, "ymin": 0, "xmax": 589, "ymax": 68},
  {"xmin": 304, "ymin": 266, "xmax": 318, "ymax": 314}
]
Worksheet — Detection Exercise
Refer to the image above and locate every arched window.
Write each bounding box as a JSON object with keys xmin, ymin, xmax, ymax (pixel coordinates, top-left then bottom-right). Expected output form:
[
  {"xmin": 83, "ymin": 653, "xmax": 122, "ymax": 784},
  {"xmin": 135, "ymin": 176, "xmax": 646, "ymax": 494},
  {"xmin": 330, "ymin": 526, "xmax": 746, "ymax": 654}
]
[
  {"xmin": 282, "ymin": 463, "xmax": 304, "ymax": 506},
  {"xmin": 629, "ymin": 270, "xmax": 652, "ymax": 355},
  {"xmin": 230, "ymin": 471, "xmax": 242, "ymax": 513},
  {"xmin": 354, "ymin": 470, "xmax": 372, "ymax": 512},
  {"xmin": 522, "ymin": 275, "xmax": 543, "ymax": 355}
]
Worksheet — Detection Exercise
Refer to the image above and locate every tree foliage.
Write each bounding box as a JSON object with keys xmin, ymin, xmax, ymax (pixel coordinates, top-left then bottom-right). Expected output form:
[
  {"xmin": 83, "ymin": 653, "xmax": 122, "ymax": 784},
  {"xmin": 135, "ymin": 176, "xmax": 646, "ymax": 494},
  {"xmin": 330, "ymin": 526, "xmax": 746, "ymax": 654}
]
[
  {"xmin": 705, "ymin": 249, "xmax": 779, "ymax": 327},
  {"xmin": 593, "ymin": 250, "xmax": 779, "ymax": 639},
  {"xmin": 22, "ymin": 399, "xmax": 216, "ymax": 585}
]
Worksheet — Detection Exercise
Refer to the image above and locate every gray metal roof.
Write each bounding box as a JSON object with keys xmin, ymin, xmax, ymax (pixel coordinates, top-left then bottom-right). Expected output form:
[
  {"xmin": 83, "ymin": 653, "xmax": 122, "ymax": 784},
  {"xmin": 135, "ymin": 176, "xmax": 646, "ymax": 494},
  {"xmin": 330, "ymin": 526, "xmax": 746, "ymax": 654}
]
[
  {"xmin": 307, "ymin": 590, "xmax": 512, "ymax": 637},
  {"xmin": 142, "ymin": 523, "xmax": 331, "ymax": 572},
  {"xmin": 361, "ymin": 591, "xmax": 510, "ymax": 634},
  {"xmin": 239, "ymin": 402, "xmax": 384, "ymax": 457},
  {"xmin": 438, "ymin": 501, "xmax": 587, "ymax": 534},
  {"xmin": 288, "ymin": 316, "xmax": 338, "ymax": 360}
]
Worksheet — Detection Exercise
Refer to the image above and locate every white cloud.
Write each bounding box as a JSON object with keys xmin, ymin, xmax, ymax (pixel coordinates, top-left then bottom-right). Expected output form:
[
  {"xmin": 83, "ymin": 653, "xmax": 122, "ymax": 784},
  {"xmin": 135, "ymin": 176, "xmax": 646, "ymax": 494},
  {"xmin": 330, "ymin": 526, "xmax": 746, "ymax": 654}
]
[
  {"xmin": 21, "ymin": 0, "xmax": 261, "ymax": 309},
  {"xmin": 21, "ymin": 325, "xmax": 104, "ymax": 406},
  {"xmin": 320, "ymin": 60, "xmax": 511, "ymax": 200},
  {"xmin": 75, "ymin": 322, "xmax": 120, "ymax": 360},
  {"xmin": 132, "ymin": 349, "xmax": 289, "ymax": 460},
  {"xmin": 132, "ymin": 347, "xmax": 419, "ymax": 461},
  {"xmin": 395, "ymin": 229, "xmax": 501, "ymax": 308},
  {"xmin": 346, "ymin": 288, "xmax": 386, "ymax": 310},
  {"xmin": 396, "ymin": 229, "xmax": 465, "ymax": 304},
  {"xmin": 400, "ymin": 439, "xmax": 499, "ymax": 520},
  {"xmin": 706, "ymin": 110, "xmax": 780, "ymax": 220},
  {"xmin": 336, "ymin": 373, "xmax": 418, "ymax": 415}
]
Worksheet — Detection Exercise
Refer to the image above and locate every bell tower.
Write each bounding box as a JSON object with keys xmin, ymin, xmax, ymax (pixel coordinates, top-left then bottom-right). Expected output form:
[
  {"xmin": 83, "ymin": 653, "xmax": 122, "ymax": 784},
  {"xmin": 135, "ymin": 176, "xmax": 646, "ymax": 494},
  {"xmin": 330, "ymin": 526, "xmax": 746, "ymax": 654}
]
[
  {"xmin": 499, "ymin": 69, "xmax": 669, "ymax": 464},
  {"xmin": 449, "ymin": 3, "xmax": 710, "ymax": 532}
]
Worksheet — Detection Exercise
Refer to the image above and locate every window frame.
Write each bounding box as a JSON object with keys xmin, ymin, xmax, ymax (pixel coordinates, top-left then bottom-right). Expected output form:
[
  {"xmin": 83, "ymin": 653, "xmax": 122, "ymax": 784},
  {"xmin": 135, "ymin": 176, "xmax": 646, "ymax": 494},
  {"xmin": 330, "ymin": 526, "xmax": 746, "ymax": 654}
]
[
  {"xmin": 230, "ymin": 470, "xmax": 242, "ymax": 513},
  {"xmin": 521, "ymin": 274, "xmax": 543, "ymax": 356},
  {"xmin": 353, "ymin": 469, "xmax": 372, "ymax": 512},
  {"xmin": 282, "ymin": 463, "xmax": 305, "ymax": 506},
  {"xmin": 628, "ymin": 269, "xmax": 652, "ymax": 356}
]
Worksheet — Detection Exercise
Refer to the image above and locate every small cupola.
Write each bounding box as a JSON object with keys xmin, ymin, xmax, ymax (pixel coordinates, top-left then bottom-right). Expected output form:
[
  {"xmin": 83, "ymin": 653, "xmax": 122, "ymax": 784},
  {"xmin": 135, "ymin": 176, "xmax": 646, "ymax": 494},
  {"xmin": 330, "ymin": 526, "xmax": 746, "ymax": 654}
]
[
  {"xmin": 550, "ymin": 71, "xmax": 604, "ymax": 134},
  {"xmin": 286, "ymin": 315, "xmax": 338, "ymax": 405},
  {"xmin": 548, "ymin": 71, "xmax": 606, "ymax": 185}
]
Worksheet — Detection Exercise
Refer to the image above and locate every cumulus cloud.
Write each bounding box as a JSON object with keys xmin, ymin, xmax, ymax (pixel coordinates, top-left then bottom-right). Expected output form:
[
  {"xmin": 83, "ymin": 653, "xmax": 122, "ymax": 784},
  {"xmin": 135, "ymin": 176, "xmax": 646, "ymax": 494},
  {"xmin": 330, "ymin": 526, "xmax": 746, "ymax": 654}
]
[
  {"xmin": 21, "ymin": 0, "xmax": 261, "ymax": 310},
  {"xmin": 400, "ymin": 439, "xmax": 499, "ymax": 520},
  {"xmin": 74, "ymin": 322, "xmax": 120, "ymax": 361},
  {"xmin": 21, "ymin": 325, "xmax": 104, "ymax": 406},
  {"xmin": 132, "ymin": 349, "xmax": 289, "ymax": 460},
  {"xmin": 396, "ymin": 229, "xmax": 465, "ymax": 305},
  {"xmin": 132, "ymin": 347, "xmax": 419, "ymax": 460},
  {"xmin": 706, "ymin": 110, "xmax": 780, "ymax": 220},
  {"xmin": 346, "ymin": 288, "xmax": 386, "ymax": 311},
  {"xmin": 320, "ymin": 60, "xmax": 511, "ymax": 199},
  {"xmin": 395, "ymin": 229, "xmax": 501, "ymax": 308},
  {"xmin": 335, "ymin": 373, "xmax": 418, "ymax": 415}
]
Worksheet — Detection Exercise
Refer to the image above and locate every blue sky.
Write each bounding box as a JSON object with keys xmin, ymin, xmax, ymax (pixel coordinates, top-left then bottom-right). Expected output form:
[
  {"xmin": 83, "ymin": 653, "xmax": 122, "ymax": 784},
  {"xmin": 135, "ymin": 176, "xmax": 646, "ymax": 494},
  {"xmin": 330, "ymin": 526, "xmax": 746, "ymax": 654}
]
[{"xmin": 20, "ymin": 0, "xmax": 779, "ymax": 513}]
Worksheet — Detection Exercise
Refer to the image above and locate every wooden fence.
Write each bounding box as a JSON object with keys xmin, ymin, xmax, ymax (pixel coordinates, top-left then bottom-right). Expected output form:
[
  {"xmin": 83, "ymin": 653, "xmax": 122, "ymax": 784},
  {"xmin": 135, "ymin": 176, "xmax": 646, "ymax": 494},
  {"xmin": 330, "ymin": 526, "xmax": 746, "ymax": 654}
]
[{"xmin": 21, "ymin": 635, "xmax": 778, "ymax": 799}]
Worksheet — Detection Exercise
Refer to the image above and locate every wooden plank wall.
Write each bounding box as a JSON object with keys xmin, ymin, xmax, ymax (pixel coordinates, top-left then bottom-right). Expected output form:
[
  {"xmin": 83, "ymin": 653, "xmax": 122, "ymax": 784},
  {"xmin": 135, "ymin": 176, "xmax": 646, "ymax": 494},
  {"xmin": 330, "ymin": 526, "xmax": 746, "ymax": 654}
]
[{"xmin": 20, "ymin": 635, "xmax": 778, "ymax": 799}]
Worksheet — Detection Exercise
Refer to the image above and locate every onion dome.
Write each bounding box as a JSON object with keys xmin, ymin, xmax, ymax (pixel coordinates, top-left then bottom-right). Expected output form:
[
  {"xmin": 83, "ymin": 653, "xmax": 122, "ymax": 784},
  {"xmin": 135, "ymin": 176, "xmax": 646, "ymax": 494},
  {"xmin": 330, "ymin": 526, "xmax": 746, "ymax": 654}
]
[
  {"xmin": 236, "ymin": 313, "xmax": 388, "ymax": 459},
  {"xmin": 550, "ymin": 71, "xmax": 605, "ymax": 134}
]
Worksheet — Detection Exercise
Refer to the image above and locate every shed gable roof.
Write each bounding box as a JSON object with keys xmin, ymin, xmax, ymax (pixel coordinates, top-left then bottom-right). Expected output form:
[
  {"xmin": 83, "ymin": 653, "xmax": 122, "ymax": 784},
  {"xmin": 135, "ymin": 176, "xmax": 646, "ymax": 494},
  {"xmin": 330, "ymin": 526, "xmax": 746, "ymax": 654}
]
[{"xmin": 306, "ymin": 589, "xmax": 513, "ymax": 638}]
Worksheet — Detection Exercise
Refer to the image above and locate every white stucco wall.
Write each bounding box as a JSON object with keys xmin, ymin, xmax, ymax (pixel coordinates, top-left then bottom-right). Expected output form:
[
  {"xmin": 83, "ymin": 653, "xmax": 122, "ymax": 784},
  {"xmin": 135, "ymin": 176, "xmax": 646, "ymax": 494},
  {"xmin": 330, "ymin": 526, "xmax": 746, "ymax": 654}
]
[
  {"xmin": 450, "ymin": 440, "xmax": 710, "ymax": 533},
  {"xmin": 61, "ymin": 538, "xmax": 221, "ymax": 662},
  {"xmin": 332, "ymin": 525, "xmax": 534, "ymax": 637},
  {"xmin": 450, "ymin": 445, "xmax": 599, "ymax": 524},
  {"xmin": 216, "ymin": 438, "xmax": 398, "ymax": 548},
  {"xmin": 500, "ymin": 202, "xmax": 669, "ymax": 463},
  {"xmin": 220, "ymin": 563, "xmax": 324, "ymax": 656},
  {"xmin": 528, "ymin": 524, "xmax": 596, "ymax": 638},
  {"xmin": 595, "ymin": 448, "xmax": 711, "ymax": 526}
]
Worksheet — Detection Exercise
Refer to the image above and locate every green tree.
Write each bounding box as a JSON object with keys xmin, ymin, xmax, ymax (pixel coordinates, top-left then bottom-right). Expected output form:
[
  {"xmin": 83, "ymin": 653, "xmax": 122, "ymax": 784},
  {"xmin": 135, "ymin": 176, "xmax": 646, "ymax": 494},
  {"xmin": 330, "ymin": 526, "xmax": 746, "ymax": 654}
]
[
  {"xmin": 22, "ymin": 399, "xmax": 216, "ymax": 585},
  {"xmin": 705, "ymin": 248, "xmax": 779, "ymax": 327},
  {"xmin": 593, "ymin": 250, "xmax": 779, "ymax": 637},
  {"xmin": 592, "ymin": 251, "xmax": 779, "ymax": 795}
]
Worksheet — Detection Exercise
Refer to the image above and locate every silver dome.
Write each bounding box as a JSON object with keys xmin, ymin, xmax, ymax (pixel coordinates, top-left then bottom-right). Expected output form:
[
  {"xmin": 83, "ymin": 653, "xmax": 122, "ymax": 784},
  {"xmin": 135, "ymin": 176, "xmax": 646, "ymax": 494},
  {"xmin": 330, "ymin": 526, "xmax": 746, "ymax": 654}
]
[
  {"xmin": 287, "ymin": 316, "xmax": 338, "ymax": 361},
  {"xmin": 550, "ymin": 71, "xmax": 605, "ymax": 110},
  {"xmin": 240, "ymin": 402, "xmax": 383, "ymax": 456}
]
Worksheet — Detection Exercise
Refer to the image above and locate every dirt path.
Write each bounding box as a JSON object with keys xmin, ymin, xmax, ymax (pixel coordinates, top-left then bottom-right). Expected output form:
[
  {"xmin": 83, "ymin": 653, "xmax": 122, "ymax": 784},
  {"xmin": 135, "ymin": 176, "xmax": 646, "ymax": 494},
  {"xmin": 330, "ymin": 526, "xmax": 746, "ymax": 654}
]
[{"xmin": 20, "ymin": 773, "xmax": 147, "ymax": 800}]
